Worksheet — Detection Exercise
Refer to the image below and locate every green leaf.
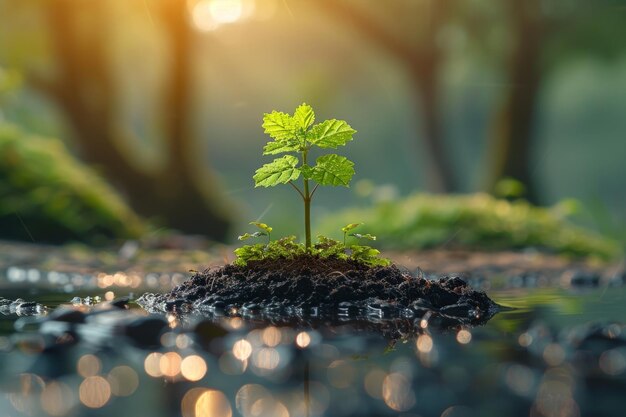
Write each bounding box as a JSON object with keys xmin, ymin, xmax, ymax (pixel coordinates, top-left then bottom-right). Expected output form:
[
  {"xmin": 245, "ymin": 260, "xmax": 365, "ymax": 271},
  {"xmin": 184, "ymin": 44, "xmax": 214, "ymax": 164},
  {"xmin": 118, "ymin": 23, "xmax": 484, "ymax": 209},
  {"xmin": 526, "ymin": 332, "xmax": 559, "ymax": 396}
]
[
  {"xmin": 307, "ymin": 119, "xmax": 356, "ymax": 149},
  {"xmin": 238, "ymin": 232, "xmax": 265, "ymax": 241},
  {"xmin": 233, "ymin": 244, "xmax": 266, "ymax": 266},
  {"xmin": 350, "ymin": 245, "xmax": 391, "ymax": 267},
  {"xmin": 253, "ymin": 155, "xmax": 301, "ymax": 187},
  {"xmin": 314, "ymin": 235, "xmax": 348, "ymax": 260},
  {"xmin": 341, "ymin": 223, "xmax": 361, "ymax": 233},
  {"xmin": 293, "ymin": 103, "xmax": 315, "ymax": 130},
  {"xmin": 351, "ymin": 233, "xmax": 377, "ymax": 241},
  {"xmin": 263, "ymin": 140, "xmax": 300, "ymax": 155},
  {"xmin": 300, "ymin": 164, "xmax": 314, "ymax": 179},
  {"xmin": 262, "ymin": 111, "xmax": 296, "ymax": 141},
  {"xmin": 310, "ymin": 154, "xmax": 355, "ymax": 187},
  {"xmin": 250, "ymin": 221, "xmax": 273, "ymax": 233}
]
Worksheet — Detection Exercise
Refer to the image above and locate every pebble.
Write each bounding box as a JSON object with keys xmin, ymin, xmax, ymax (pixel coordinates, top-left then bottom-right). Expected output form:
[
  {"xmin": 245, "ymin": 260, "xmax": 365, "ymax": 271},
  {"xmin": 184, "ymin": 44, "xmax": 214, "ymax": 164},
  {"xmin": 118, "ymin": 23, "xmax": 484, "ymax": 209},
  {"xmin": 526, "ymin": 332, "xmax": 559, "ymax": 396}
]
[
  {"xmin": 0, "ymin": 298, "xmax": 47, "ymax": 316},
  {"xmin": 564, "ymin": 271, "xmax": 601, "ymax": 288},
  {"xmin": 510, "ymin": 274, "xmax": 539, "ymax": 288},
  {"xmin": 123, "ymin": 316, "xmax": 168, "ymax": 348},
  {"xmin": 193, "ymin": 319, "xmax": 229, "ymax": 348},
  {"xmin": 47, "ymin": 308, "xmax": 86, "ymax": 323}
]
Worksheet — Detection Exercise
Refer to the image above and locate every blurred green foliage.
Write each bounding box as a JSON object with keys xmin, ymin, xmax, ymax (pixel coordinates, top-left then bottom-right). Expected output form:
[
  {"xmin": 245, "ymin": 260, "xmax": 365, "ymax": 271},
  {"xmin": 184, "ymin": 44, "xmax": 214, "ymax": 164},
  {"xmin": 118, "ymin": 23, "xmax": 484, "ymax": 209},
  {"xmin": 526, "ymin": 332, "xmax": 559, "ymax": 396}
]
[
  {"xmin": 319, "ymin": 193, "xmax": 621, "ymax": 260},
  {"xmin": 0, "ymin": 123, "xmax": 145, "ymax": 243}
]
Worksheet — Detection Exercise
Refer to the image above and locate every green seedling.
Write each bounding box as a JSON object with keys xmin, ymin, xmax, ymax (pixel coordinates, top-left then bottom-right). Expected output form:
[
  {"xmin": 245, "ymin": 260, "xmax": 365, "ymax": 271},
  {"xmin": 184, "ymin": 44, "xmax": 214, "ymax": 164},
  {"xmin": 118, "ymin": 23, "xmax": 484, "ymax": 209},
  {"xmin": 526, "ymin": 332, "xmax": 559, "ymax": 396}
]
[
  {"xmin": 341, "ymin": 223, "xmax": 377, "ymax": 245},
  {"xmin": 254, "ymin": 103, "xmax": 357, "ymax": 250},
  {"xmin": 234, "ymin": 234, "xmax": 389, "ymax": 267},
  {"xmin": 238, "ymin": 221, "xmax": 273, "ymax": 244}
]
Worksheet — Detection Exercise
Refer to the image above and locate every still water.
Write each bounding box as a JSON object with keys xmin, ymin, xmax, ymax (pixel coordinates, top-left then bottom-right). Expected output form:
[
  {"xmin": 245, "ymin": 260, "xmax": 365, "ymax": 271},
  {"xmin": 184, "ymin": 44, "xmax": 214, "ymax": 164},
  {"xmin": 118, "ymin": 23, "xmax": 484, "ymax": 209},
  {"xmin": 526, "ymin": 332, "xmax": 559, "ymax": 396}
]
[{"xmin": 1, "ymin": 267, "xmax": 626, "ymax": 417}]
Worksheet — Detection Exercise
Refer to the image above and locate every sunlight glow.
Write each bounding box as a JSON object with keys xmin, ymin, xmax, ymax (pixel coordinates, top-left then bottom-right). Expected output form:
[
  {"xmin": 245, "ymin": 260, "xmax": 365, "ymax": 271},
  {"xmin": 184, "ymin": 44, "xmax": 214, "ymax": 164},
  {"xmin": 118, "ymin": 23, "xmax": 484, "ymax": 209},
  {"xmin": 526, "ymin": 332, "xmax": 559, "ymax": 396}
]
[{"xmin": 191, "ymin": 0, "xmax": 246, "ymax": 31}]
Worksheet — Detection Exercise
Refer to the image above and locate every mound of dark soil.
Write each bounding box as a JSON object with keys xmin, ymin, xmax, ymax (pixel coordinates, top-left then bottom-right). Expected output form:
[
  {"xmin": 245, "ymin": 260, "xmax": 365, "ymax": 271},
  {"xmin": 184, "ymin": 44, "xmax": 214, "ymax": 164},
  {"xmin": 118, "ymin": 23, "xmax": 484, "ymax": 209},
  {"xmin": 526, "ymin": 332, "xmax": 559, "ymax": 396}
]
[{"xmin": 137, "ymin": 256, "xmax": 499, "ymax": 327}]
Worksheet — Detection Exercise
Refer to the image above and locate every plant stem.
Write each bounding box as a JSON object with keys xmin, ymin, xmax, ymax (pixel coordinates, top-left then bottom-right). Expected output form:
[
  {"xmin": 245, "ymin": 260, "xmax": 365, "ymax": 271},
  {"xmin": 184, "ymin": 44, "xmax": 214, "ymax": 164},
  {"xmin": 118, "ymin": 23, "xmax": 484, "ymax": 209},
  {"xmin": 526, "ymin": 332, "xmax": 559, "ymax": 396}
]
[{"xmin": 302, "ymin": 149, "xmax": 312, "ymax": 250}]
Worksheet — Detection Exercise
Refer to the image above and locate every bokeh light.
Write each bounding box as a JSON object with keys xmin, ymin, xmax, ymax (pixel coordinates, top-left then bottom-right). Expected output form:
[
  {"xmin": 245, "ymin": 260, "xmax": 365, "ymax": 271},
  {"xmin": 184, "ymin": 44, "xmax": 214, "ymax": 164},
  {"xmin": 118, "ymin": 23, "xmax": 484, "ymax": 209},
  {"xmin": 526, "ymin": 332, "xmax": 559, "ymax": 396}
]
[
  {"xmin": 160, "ymin": 351, "xmax": 183, "ymax": 378},
  {"xmin": 79, "ymin": 376, "xmax": 111, "ymax": 408},
  {"xmin": 235, "ymin": 384, "xmax": 272, "ymax": 417},
  {"xmin": 181, "ymin": 355, "xmax": 208, "ymax": 381},
  {"xmin": 233, "ymin": 339, "xmax": 252, "ymax": 361},
  {"xmin": 295, "ymin": 331, "xmax": 311, "ymax": 348},
  {"xmin": 77, "ymin": 354, "xmax": 101, "ymax": 378},
  {"xmin": 364, "ymin": 368, "xmax": 386, "ymax": 399},
  {"xmin": 456, "ymin": 330, "xmax": 472, "ymax": 344},
  {"xmin": 40, "ymin": 380, "xmax": 75, "ymax": 416},
  {"xmin": 599, "ymin": 349, "xmax": 626, "ymax": 375},
  {"xmin": 382, "ymin": 373, "xmax": 415, "ymax": 412},
  {"xmin": 144, "ymin": 352, "xmax": 164, "ymax": 377},
  {"xmin": 181, "ymin": 388, "xmax": 208, "ymax": 417},
  {"xmin": 107, "ymin": 366, "xmax": 139, "ymax": 397},
  {"xmin": 252, "ymin": 347, "xmax": 280, "ymax": 370},
  {"xmin": 416, "ymin": 334, "xmax": 433, "ymax": 353},
  {"xmin": 262, "ymin": 326, "xmax": 282, "ymax": 347},
  {"xmin": 195, "ymin": 389, "xmax": 232, "ymax": 417},
  {"xmin": 8, "ymin": 374, "xmax": 46, "ymax": 415}
]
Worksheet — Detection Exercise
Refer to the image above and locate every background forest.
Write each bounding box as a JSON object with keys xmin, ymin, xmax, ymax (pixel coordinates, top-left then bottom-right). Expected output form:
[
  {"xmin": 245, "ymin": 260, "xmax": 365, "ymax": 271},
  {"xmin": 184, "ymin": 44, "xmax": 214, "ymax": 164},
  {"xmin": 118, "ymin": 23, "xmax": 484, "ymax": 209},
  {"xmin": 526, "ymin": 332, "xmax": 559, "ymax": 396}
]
[{"xmin": 1, "ymin": 0, "xmax": 625, "ymax": 249}]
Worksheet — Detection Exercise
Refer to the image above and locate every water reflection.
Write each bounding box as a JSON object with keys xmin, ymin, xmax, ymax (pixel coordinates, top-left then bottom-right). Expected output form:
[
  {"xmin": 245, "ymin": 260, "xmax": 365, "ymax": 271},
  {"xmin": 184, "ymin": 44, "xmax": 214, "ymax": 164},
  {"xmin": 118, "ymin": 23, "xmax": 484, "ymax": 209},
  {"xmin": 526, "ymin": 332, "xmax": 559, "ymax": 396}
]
[{"xmin": 0, "ymin": 279, "xmax": 626, "ymax": 416}]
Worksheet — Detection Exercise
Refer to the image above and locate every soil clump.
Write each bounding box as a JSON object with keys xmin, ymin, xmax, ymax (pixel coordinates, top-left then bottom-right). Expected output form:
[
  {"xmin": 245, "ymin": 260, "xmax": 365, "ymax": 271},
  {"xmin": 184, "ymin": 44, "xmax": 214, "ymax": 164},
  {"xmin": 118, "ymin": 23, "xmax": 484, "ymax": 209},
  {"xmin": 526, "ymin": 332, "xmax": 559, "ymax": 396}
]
[{"xmin": 138, "ymin": 255, "xmax": 499, "ymax": 327}]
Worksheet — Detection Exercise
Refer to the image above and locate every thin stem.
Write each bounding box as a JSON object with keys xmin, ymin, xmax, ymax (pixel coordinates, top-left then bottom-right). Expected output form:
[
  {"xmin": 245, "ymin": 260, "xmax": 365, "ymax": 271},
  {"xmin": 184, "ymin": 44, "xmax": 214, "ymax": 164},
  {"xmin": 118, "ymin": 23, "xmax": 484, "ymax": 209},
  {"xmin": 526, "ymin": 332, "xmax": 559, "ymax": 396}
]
[
  {"xmin": 303, "ymin": 150, "xmax": 312, "ymax": 250},
  {"xmin": 288, "ymin": 181, "xmax": 305, "ymax": 200},
  {"xmin": 309, "ymin": 183, "xmax": 320, "ymax": 198}
]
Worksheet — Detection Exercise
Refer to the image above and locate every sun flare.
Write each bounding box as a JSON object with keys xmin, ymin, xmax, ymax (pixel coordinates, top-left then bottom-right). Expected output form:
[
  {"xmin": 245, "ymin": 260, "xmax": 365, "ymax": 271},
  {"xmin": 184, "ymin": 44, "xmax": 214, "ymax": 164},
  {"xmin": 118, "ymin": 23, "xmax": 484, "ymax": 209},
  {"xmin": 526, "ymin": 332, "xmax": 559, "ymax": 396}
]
[{"xmin": 191, "ymin": 0, "xmax": 245, "ymax": 31}]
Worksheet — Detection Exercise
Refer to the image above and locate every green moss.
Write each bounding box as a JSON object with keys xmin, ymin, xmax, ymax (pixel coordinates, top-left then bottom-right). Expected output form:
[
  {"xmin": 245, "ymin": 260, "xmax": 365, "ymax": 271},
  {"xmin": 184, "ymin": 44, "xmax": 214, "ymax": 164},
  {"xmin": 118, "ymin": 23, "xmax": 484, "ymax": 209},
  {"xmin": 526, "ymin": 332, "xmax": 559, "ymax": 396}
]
[
  {"xmin": 234, "ymin": 235, "xmax": 390, "ymax": 267},
  {"xmin": 0, "ymin": 123, "xmax": 145, "ymax": 243},
  {"xmin": 318, "ymin": 193, "xmax": 621, "ymax": 260}
]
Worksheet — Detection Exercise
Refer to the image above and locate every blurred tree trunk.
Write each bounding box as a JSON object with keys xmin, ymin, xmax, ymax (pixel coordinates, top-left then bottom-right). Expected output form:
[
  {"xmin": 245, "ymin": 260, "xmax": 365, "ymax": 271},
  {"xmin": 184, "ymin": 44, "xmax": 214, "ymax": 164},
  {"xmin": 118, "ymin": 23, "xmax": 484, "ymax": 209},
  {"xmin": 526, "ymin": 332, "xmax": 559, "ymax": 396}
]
[
  {"xmin": 34, "ymin": 0, "xmax": 231, "ymax": 239},
  {"xmin": 316, "ymin": 0, "xmax": 456, "ymax": 192},
  {"xmin": 484, "ymin": 0, "xmax": 542, "ymax": 203}
]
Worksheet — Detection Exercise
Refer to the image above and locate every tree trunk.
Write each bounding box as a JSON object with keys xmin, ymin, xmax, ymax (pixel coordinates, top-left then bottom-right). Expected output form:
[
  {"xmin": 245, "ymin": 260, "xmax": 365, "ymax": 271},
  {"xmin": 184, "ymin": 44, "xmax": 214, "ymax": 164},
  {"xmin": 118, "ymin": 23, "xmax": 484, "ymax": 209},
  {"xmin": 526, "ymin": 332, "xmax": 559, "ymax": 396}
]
[
  {"xmin": 484, "ymin": 0, "xmax": 542, "ymax": 202},
  {"xmin": 39, "ymin": 0, "xmax": 231, "ymax": 239},
  {"xmin": 315, "ymin": 0, "xmax": 456, "ymax": 192},
  {"xmin": 410, "ymin": 0, "xmax": 456, "ymax": 192}
]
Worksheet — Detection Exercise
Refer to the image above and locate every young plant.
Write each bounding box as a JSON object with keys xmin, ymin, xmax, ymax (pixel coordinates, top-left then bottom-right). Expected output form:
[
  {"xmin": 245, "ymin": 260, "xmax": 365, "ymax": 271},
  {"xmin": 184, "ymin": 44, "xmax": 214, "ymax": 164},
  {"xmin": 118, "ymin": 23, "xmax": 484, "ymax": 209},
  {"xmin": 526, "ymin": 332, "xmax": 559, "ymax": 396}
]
[
  {"xmin": 238, "ymin": 221, "xmax": 273, "ymax": 244},
  {"xmin": 341, "ymin": 223, "xmax": 376, "ymax": 245},
  {"xmin": 254, "ymin": 103, "xmax": 357, "ymax": 250}
]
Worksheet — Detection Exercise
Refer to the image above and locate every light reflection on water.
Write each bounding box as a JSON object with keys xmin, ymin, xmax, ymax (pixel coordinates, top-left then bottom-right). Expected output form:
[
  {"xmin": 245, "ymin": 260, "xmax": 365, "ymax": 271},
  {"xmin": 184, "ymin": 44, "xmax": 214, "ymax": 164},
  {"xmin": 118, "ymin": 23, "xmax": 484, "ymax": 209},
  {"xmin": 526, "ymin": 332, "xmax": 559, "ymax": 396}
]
[{"xmin": 0, "ymin": 282, "xmax": 625, "ymax": 416}]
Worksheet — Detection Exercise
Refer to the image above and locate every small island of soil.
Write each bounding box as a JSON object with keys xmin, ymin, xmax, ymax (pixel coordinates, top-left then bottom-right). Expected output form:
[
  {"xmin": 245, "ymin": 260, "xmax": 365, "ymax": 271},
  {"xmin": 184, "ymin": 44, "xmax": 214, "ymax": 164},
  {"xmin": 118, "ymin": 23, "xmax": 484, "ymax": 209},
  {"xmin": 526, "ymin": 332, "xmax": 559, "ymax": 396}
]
[{"xmin": 138, "ymin": 256, "xmax": 499, "ymax": 328}]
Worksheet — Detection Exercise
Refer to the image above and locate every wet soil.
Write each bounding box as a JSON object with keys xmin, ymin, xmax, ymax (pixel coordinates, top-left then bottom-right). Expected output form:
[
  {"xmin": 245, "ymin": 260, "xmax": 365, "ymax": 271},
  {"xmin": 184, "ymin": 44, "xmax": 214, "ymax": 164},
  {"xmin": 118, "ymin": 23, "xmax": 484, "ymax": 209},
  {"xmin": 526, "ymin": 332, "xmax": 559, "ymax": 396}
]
[{"xmin": 137, "ymin": 255, "xmax": 499, "ymax": 328}]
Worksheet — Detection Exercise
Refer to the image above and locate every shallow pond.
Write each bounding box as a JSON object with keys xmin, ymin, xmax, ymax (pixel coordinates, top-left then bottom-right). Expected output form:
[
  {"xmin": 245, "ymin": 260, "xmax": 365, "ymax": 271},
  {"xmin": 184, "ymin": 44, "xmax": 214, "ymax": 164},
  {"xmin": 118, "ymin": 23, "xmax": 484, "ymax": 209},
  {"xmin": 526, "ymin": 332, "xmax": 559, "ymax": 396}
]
[{"xmin": 1, "ymin": 261, "xmax": 626, "ymax": 417}]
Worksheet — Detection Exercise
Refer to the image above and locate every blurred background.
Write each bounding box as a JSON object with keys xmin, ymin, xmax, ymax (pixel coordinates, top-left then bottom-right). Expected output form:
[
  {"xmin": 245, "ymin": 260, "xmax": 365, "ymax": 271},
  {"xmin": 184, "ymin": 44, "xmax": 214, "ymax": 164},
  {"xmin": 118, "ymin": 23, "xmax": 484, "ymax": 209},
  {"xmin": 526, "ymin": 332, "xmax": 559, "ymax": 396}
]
[{"xmin": 1, "ymin": 0, "xmax": 625, "ymax": 251}]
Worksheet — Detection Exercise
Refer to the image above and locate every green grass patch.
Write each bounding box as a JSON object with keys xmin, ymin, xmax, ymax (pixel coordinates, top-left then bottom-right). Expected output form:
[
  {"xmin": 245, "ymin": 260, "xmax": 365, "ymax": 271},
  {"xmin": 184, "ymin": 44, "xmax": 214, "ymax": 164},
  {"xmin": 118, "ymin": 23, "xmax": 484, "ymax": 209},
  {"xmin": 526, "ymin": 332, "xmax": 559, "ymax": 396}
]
[
  {"xmin": 318, "ymin": 192, "xmax": 621, "ymax": 260},
  {"xmin": 0, "ymin": 123, "xmax": 145, "ymax": 243}
]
